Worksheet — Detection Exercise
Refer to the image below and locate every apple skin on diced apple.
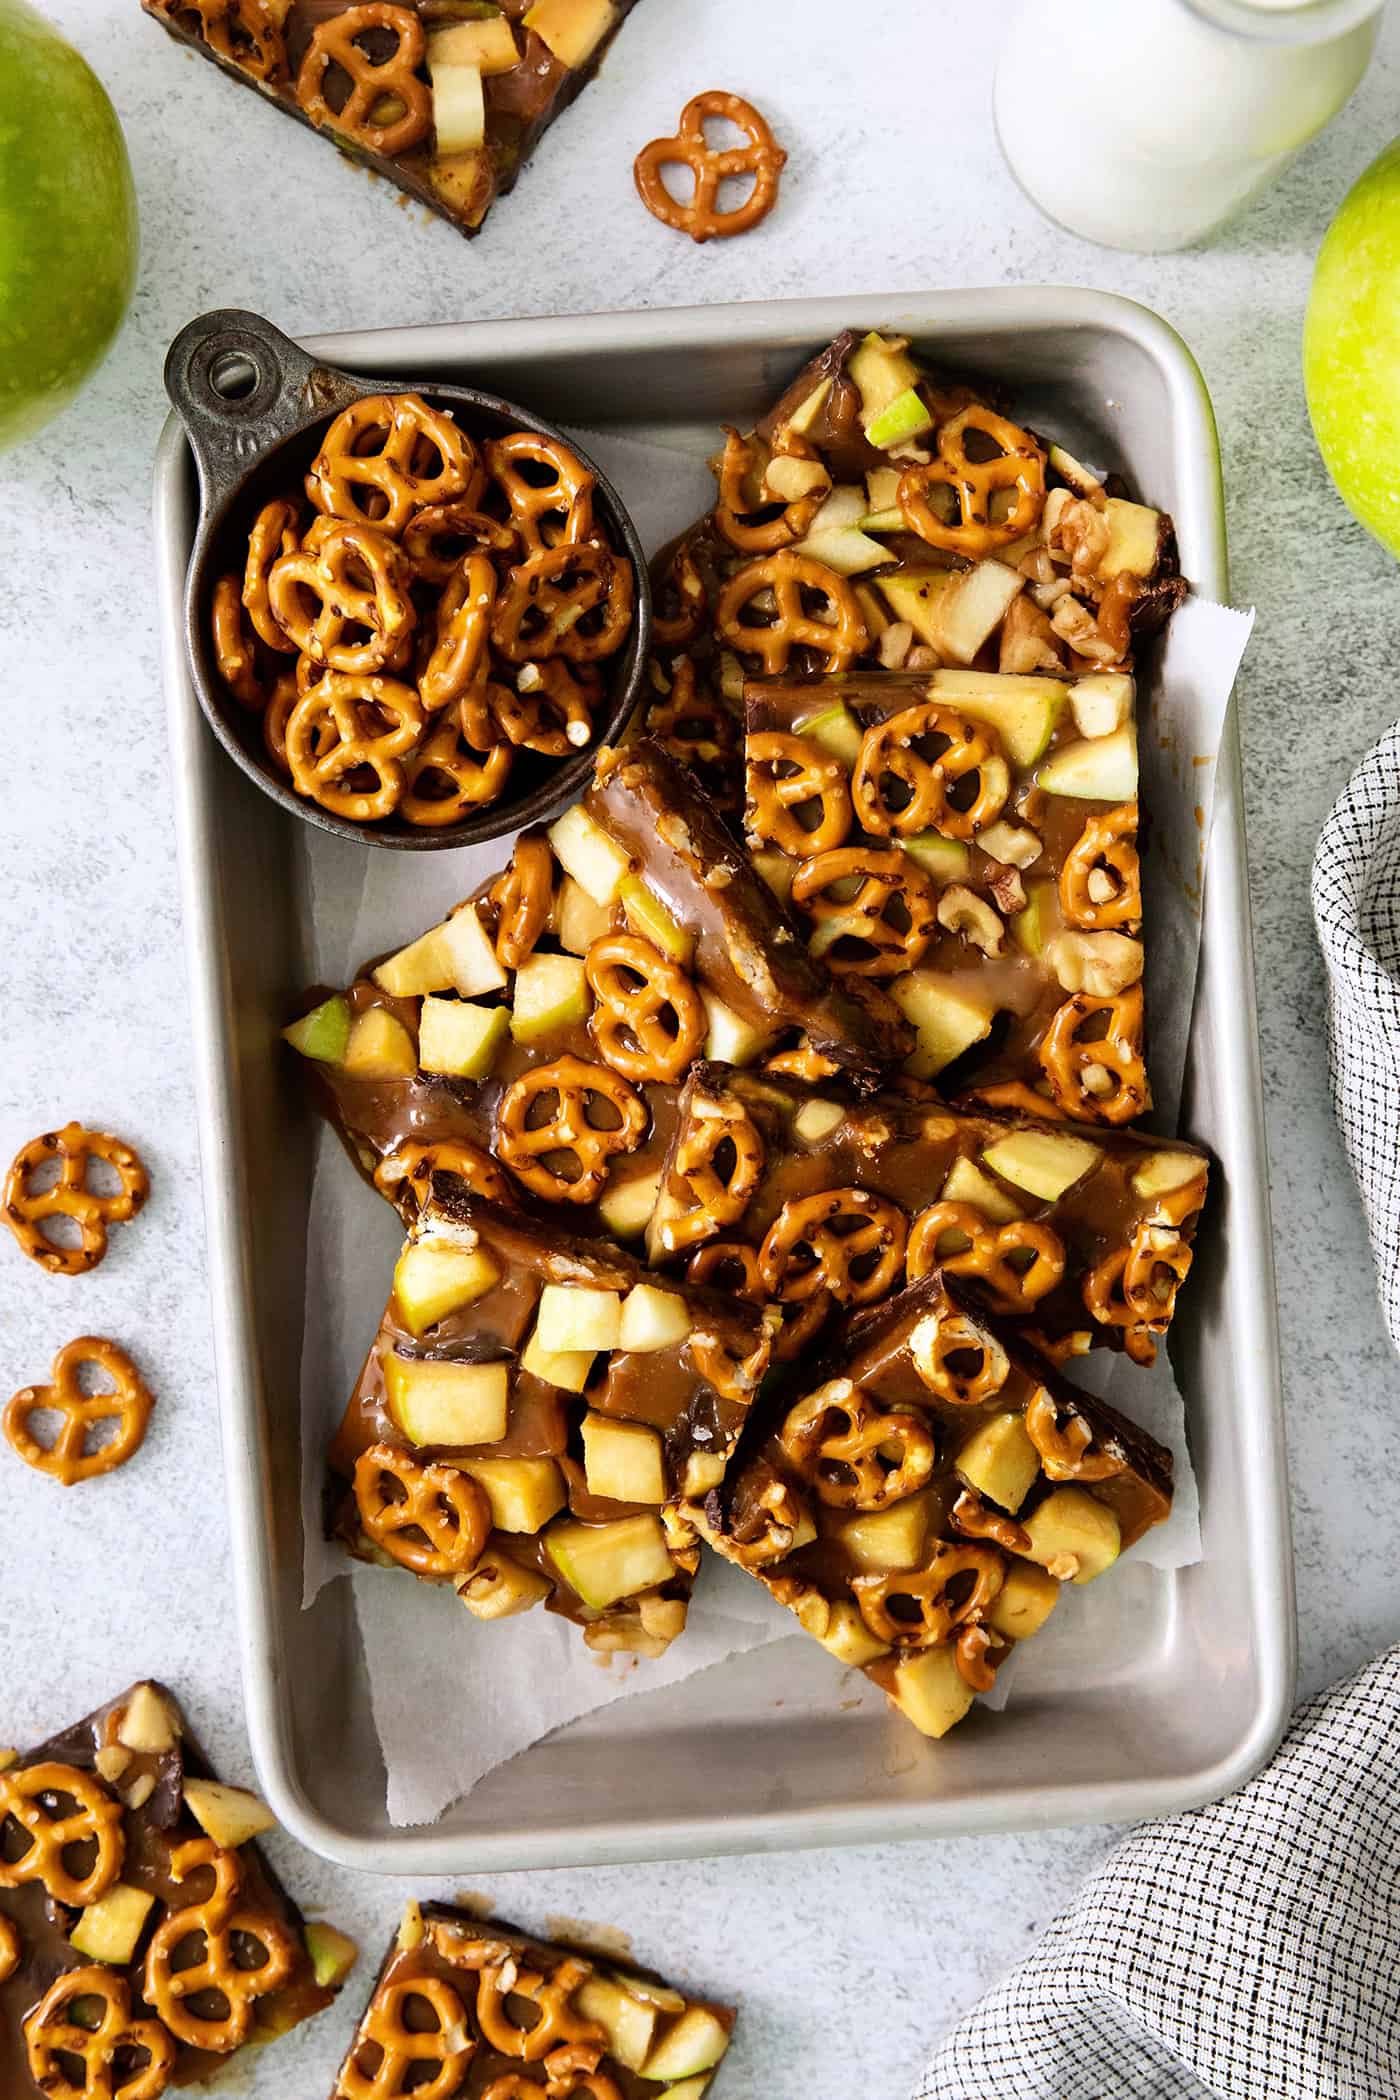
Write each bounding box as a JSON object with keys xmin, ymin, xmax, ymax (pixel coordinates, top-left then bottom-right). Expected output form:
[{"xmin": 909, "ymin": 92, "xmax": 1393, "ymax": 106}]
[
  {"xmin": 305, "ymin": 1922, "xmax": 359, "ymax": 1991},
  {"xmin": 181, "ymin": 1778, "xmax": 277, "ymax": 1851},
  {"xmin": 536, "ymin": 1284, "xmax": 623, "ymax": 1354},
  {"xmin": 509, "ymin": 952, "xmax": 589, "ymax": 1045},
  {"xmin": 597, "ymin": 1166, "xmax": 661, "ymax": 1241},
  {"xmin": 556, "ymin": 874, "xmax": 616, "ymax": 956},
  {"xmin": 865, "ymin": 385, "xmax": 934, "ymax": 450},
  {"xmin": 641, "ymin": 2005, "xmax": 732, "ymax": 2083},
  {"xmin": 792, "ymin": 524, "xmax": 892, "ymax": 576},
  {"xmin": 793, "ymin": 700, "xmax": 863, "ymax": 769},
  {"xmin": 460, "ymin": 1455, "xmax": 566, "ymax": 1533},
  {"xmin": 549, "ymin": 804, "xmax": 630, "ymax": 906},
  {"xmin": 901, "ymin": 831, "xmax": 970, "ymax": 884},
  {"xmin": 891, "ymin": 973, "xmax": 993, "ymax": 1079},
  {"xmin": 581, "ymin": 1411, "xmax": 668, "ymax": 1504},
  {"xmin": 544, "ymin": 1512, "xmax": 675, "ymax": 1609},
  {"xmin": 1037, "ymin": 724, "xmax": 1138, "ymax": 802},
  {"xmin": 69, "ymin": 1883, "xmax": 155, "ymax": 1964},
  {"xmin": 887, "ymin": 1643, "xmax": 976, "ymax": 1738},
  {"xmin": 283, "ymin": 994, "xmax": 351, "ymax": 1066},
  {"xmin": 1011, "ymin": 879, "xmax": 1055, "ymax": 957},
  {"xmin": 524, "ymin": 0, "xmax": 617, "ymax": 67},
  {"xmin": 849, "ymin": 332, "xmax": 922, "ymax": 427},
  {"xmin": 344, "ymin": 1008, "xmax": 418, "ymax": 1080},
  {"xmin": 752, "ymin": 850, "xmax": 796, "ymax": 903},
  {"xmin": 394, "ymin": 1241, "xmax": 500, "ymax": 1336},
  {"xmin": 418, "ymin": 997, "xmax": 508, "ymax": 1079},
  {"xmin": 932, "ymin": 564, "xmax": 1026, "ymax": 668},
  {"xmin": 929, "ymin": 669, "xmax": 1064, "ymax": 768},
  {"xmin": 1131, "ymin": 1150, "xmax": 1204, "ymax": 1200},
  {"xmin": 941, "ymin": 1155, "xmax": 1023, "ymax": 1222},
  {"xmin": 620, "ymin": 876, "xmax": 693, "ymax": 965},
  {"xmin": 877, "ymin": 571, "xmax": 958, "ymax": 650},
  {"xmin": 385, "ymin": 1354, "xmax": 510, "ymax": 1447},
  {"xmin": 982, "ymin": 1129, "xmax": 1101, "ymax": 1203}
]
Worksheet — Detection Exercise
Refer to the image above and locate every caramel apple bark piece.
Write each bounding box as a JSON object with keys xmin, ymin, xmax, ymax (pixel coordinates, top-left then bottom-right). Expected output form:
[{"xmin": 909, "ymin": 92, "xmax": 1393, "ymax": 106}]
[
  {"xmin": 744, "ymin": 668, "xmax": 1148, "ymax": 1121},
  {"xmin": 650, "ymin": 1062, "xmax": 1209, "ymax": 1367},
  {"xmin": 138, "ymin": 0, "xmax": 644, "ymax": 242},
  {"xmin": 333, "ymin": 1899, "xmax": 735, "ymax": 2096},
  {"xmin": 690, "ymin": 1270, "xmax": 1173, "ymax": 1741},
  {"xmin": 0, "ymin": 1681, "xmax": 350, "ymax": 2100},
  {"xmin": 327, "ymin": 1180, "xmax": 772, "ymax": 1656}
]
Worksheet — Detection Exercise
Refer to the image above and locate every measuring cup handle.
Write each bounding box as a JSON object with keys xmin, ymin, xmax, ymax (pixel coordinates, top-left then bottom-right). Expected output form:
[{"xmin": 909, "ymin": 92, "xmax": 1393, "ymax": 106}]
[{"xmin": 163, "ymin": 309, "xmax": 361, "ymax": 505}]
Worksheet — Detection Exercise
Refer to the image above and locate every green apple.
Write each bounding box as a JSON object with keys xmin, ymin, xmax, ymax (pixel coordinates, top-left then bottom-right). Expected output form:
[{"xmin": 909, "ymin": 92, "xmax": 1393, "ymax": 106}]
[
  {"xmin": 865, "ymin": 385, "xmax": 933, "ymax": 450},
  {"xmin": 1304, "ymin": 137, "xmax": 1400, "ymax": 555},
  {"xmin": 0, "ymin": 0, "xmax": 137, "ymax": 451},
  {"xmin": 283, "ymin": 994, "xmax": 351, "ymax": 1065},
  {"xmin": 544, "ymin": 1512, "xmax": 674, "ymax": 1609}
]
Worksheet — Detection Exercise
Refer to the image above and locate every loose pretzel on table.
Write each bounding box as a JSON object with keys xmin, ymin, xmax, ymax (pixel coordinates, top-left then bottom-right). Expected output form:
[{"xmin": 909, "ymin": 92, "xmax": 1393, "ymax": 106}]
[
  {"xmin": 853, "ymin": 1542, "xmax": 1006, "ymax": 1649},
  {"xmin": 286, "ymin": 673, "xmax": 424, "ymax": 823},
  {"xmin": 660, "ymin": 1097, "xmax": 765, "ymax": 1252},
  {"xmin": 401, "ymin": 715, "xmax": 512, "ymax": 825},
  {"xmin": 584, "ymin": 933, "xmax": 706, "ymax": 1085},
  {"xmin": 898, "ymin": 404, "xmax": 1047, "ymax": 558},
  {"xmin": 24, "ymin": 1965, "xmax": 175, "ymax": 2100},
  {"xmin": 0, "ymin": 1759, "xmax": 125, "ymax": 1905},
  {"xmin": 144, "ymin": 1837, "xmax": 296, "ymax": 2052},
  {"xmin": 758, "ymin": 1188, "xmax": 907, "ymax": 1308},
  {"xmin": 1060, "ymin": 803, "xmax": 1142, "ymax": 930},
  {"xmin": 485, "ymin": 433, "xmax": 596, "ymax": 556},
  {"xmin": 269, "ymin": 520, "xmax": 415, "ymax": 676},
  {"xmin": 4, "ymin": 1121, "xmax": 149, "ymax": 1276},
  {"xmin": 492, "ymin": 543, "xmax": 634, "ymax": 665},
  {"xmin": 297, "ymin": 8, "xmax": 432, "ymax": 159},
  {"xmin": 780, "ymin": 1381, "xmax": 935, "ymax": 1511},
  {"xmin": 791, "ymin": 843, "xmax": 938, "ymax": 978},
  {"xmin": 634, "ymin": 91, "xmax": 787, "ymax": 243},
  {"xmin": 1038, "ymin": 985, "xmax": 1149, "ymax": 1123},
  {"xmin": 852, "ymin": 703, "xmax": 1011, "ymax": 841},
  {"xmin": 746, "ymin": 731, "xmax": 852, "ymax": 857},
  {"xmin": 5, "ymin": 1336, "xmax": 154, "ymax": 1486},
  {"xmin": 490, "ymin": 831, "xmax": 554, "ymax": 971},
  {"xmin": 337, "ymin": 1976, "xmax": 474, "ymax": 2100},
  {"xmin": 495, "ymin": 1056, "xmax": 648, "ymax": 1204},
  {"xmin": 355, "ymin": 1443, "xmax": 492, "ymax": 1579},
  {"xmin": 713, "ymin": 426, "xmax": 825, "ymax": 554},
  {"xmin": 906, "ymin": 1201, "xmax": 1066, "ymax": 1314},
  {"xmin": 715, "ymin": 551, "xmax": 867, "ymax": 677}
]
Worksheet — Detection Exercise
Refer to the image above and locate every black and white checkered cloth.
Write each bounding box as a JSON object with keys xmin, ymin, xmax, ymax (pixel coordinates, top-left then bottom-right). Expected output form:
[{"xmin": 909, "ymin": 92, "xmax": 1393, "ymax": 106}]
[
  {"xmin": 915, "ymin": 1648, "xmax": 1400, "ymax": 2098},
  {"xmin": 1313, "ymin": 723, "xmax": 1400, "ymax": 1348}
]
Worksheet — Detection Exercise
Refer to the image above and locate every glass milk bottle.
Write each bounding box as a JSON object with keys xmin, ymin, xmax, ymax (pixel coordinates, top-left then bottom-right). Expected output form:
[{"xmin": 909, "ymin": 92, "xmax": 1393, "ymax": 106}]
[{"xmin": 994, "ymin": 0, "xmax": 1384, "ymax": 251}]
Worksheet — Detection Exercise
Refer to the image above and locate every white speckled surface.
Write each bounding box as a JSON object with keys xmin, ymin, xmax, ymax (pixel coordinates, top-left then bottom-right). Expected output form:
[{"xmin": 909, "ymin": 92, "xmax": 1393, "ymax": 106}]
[{"xmin": 5, "ymin": 3, "xmax": 1400, "ymax": 2094}]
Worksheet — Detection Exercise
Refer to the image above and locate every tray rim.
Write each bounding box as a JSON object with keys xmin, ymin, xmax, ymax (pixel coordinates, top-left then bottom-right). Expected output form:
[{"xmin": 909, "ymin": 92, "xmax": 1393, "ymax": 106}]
[{"xmin": 154, "ymin": 284, "xmax": 1296, "ymax": 1874}]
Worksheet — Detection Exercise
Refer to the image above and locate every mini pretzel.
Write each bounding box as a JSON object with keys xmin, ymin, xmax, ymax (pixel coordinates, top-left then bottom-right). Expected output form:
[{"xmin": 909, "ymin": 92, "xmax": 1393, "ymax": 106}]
[
  {"xmin": 263, "ymin": 671, "xmax": 299, "ymax": 775},
  {"xmin": 211, "ymin": 575, "xmax": 271, "ymax": 709},
  {"xmin": 24, "ymin": 1966, "xmax": 175, "ymax": 2100},
  {"xmin": 490, "ymin": 831, "xmax": 554, "ymax": 970},
  {"xmin": 403, "ymin": 503, "xmax": 514, "ymax": 586},
  {"xmin": 0, "ymin": 1913, "xmax": 17, "ymax": 1983},
  {"xmin": 687, "ymin": 1239, "xmax": 764, "ymax": 1298},
  {"xmin": 909, "ymin": 1308, "xmax": 1010, "ymax": 1407},
  {"xmin": 1083, "ymin": 1209, "xmax": 1198, "ymax": 1363},
  {"xmin": 6, "ymin": 1337, "xmax": 154, "ymax": 1486},
  {"xmin": 297, "ymin": 9, "xmax": 431, "ymax": 160},
  {"xmin": 951, "ymin": 1487, "xmax": 1031, "ymax": 1557},
  {"xmin": 644, "ymin": 657, "xmax": 737, "ymax": 792},
  {"xmin": 496, "ymin": 1056, "xmax": 647, "ymax": 1204},
  {"xmin": 853, "ymin": 1543, "xmax": 1005, "ymax": 1649},
  {"xmin": 780, "ymin": 1381, "xmax": 935, "ymax": 1510},
  {"xmin": 242, "ymin": 498, "xmax": 301, "ymax": 652},
  {"xmin": 376, "ymin": 1138, "xmax": 510, "ymax": 1209},
  {"xmin": 713, "ymin": 426, "xmax": 824, "ymax": 554},
  {"xmin": 771, "ymin": 1292, "xmax": 834, "ymax": 1363},
  {"xmin": 474, "ymin": 662, "xmax": 599, "ymax": 757},
  {"xmin": 691, "ymin": 1319, "xmax": 772, "ymax": 1406},
  {"xmin": 715, "ymin": 551, "xmax": 866, "ymax": 677},
  {"xmin": 492, "ymin": 543, "xmax": 634, "ymax": 665},
  {"xmin": 4, "ymin": 1121, "xmax": 149, "ymax": 1276},
  {"xmin": 286, "ymin": 672, "xmax": 423, "ymax": 822},
  {"xmin": 585, "ymin": 934, "xmax": 706, "ymax": 1085},
  {"xmin": 402, "ymin": 714, "xmax": 512, "ymax": 825},
  {"xmin": 0, "ymin": 1760, "xmax": 124, "ymax": 1906},
  {"xmin": 652, "ymin": 541, "xmax": 707, "ymax": 648},
  {"xmin": 954, "ymin": 1621, "xmax": 1008, "ymax": 1693},
  {"xmin": 746, "ymin": 731, "xmax": 852, "ymax": 857},
  {"xmin": 338, "ymin": 1978, "xmax": 474, "ymax": 2100},
  {"xmin": 661, "ymin": 1098, "xmax": 765, "ymax": 1252},
  {"xmin": 1060, "ymin": 804, "xmax": 1142, "ymax": 930},
  {"xmin": 1024, "ymin": 1386, "xmax": 1124, "ymax": 1483},
  {"xmin": 536, "ymin": 2046, "xmax": 625, "ymax": 2100},
  {"xmin": 465, "ymin": 1953, "xmax": 603, "ymax": 2063},
  {"xmin": 355, "ymin": 1443, "xmax": 492, "ymax": 1578},
  {"xmin": 759, "ymin": 1188, "xmax": 907, "ymax": 1307},
  {"xmin": 1039, "ymin": 985, "xmax": 1149, "ymax": 1123},
  {"xmin": 898, "ymin": 405, "xmax": 1046, "ymax": 558},
  {"xmin": 764, "ymin": 1043, "xmax": 841, "ymax": 1084},
  {"xmin": 172, "ymin": 0, "xmax": 286, "ymax": 82},
  {"xmin": 722, "ymin": 1470, "xmax": 814, "ymax": 1568},
  {"xmin": 269, "ymin": 520, "xmax": 415, "ymax": 675},
  {"xmin": 791, "ymin": 844, "xmax": 937, "ymax": 978},
  {"xmin": 906, "ymin": 1202, "xmax": 1065, "ymax": 1314},
  {"xmin": 145, "ymin": 1838, "xmax": 296, "ymax": 2053},
  {"xmin": 485, "ymin": 433, "xmax": 596, "ymax": 556},
  {"xmin": 421, "ymin": 553, "xmax": 496, "ymax": 711},
  {"xmin": 634, "ymin": 90, "xmax": 786, "ymax": 243},
  {"xmin": 969, "ymin": 1079, "xmax": 1068, "ymax": 1122},
  {"xmin": 852, "ymin": 703, "xmax": 1011, "ymax": 841}
]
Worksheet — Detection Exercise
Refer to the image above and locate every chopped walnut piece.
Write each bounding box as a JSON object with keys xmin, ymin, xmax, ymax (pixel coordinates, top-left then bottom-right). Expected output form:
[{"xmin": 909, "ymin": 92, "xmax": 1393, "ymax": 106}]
[
  {"xmin": 93, "ymin": 1746, "xmax": 133, "ymax": 1786},
  {"xmin": 988, "ymin": 865, "xmax": 1026, "ymax": 916},
  {"xmin": 878, "ymin": 619, "xmax": 915, "ymax": 669},
  {"xmin": 122, "ymin": 1773, "xmax": 156, "ymax": 1811},
  {"xmin": 938, "ymin": 885, "xmax": 1005, "ymax": 956},
  {"xmin": 1046, "ymin": 931, "xmax": 1144, "ymax": 997}
]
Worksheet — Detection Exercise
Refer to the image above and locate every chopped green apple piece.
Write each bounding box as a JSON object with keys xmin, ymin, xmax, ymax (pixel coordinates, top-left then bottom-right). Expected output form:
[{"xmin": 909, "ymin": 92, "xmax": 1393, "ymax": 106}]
[
  {"xmin": 1069, "ymin": 671, "xmax": 1135, "ymax": 739},
  {"xmin": 793, "ymin": 699, "xmax": 863, "ymax": 768},
  {"xmin": 932, "ymin": 561, "xmax": 1025, "ymax": 667},
  {"xmin": 1010, "ymin": 879, "xmax": 1055, "ymax": 958},
  {"xmin": 836, "ymin": 1492, "xmax": 932, "ymax": 1573},
  {"xmin": 1038, "ymin": 724, "xmax": 1138, "ymax": 801},
  {"xmin": 418, "ymin": 996, "xmax": 508, "ymax": 1078},
  {"xmin": 901, "ymin": 831, "xmax": 971, "ymax": 883},
  {"xmin": 519, "ymin": 1324, "xmax": 595, "ymax": 1393},
  {"xmin": 982, "ymin": 1129, "xmax": 1101, "ymax": 1202},
  {"xmin": 344, "ymin": 1008, "xmax": 417, "ymax": 1080},
  {"xmin": 940, "ymin": 1155, "xmax": 1023, "ymax": 1222},
  {"xmin": 283, "ymin": 994, "xmax": 350, "ymax": 1065},
  {"xmin": 764, "ymin": 454, "xmax": 830, "ymax": 504},
  {"xmin": 955, "ymin": 1413, "xmax": 1040, "ymax": 1514},
  {"xmin": 555, "ymin": 873, "xmax": 615, "ymax": 956},
  {"xmin": 305, "ymin": 1922, "xmax": 359, "ymax": 1991},
  {"xmin": 1131, "ymin": 1151, "xmax": 1206, "ymax": 1200},
  {"xmin": 545, "ymin": 1512, "xmax": 674, "ymax": 1608},
  {"xmin": 866, "ymin": 385, "xmax": 933, "ymax": 450},
  {"xmin": 375, "ymin": 905, "xmax": 507, "ymax": 999},
  {"xmin": 427, "ymin": 14, "xmax": 518, "ymax": 69},
  {"xmin": 702, "ymin": 990, "xmax": 773, "ymax": 1067},
  {"xmin": 783, "ymin": 376, "xmax": 832, "ymax": 437},
  {"xmin": 929, "ymin": 669, "xmax": 1065, "ymax": 767},
  {"xmin": 816, "ymin": 1600, "xmax": 890, "ymax": 1668},
  {"xmin": 618, "ymin": 1283, "xmax": 691, "ymax": 1353},
  {"xmin": 865, "ymin": 465, "xmax": 902, "ymax": 512},
  {"xmin": 849, "ymin": 331, "xmax": 922, "ymax": 427},
  {"xmin": 597, "ymin": 1165, "xmax": 662, "ymax": 1241},
  {"xmin": 581, "ymin": 1411, "xmax": 668, "ymax": 1503},
  {"xmin": 182, "ymin": 1778, "xmax": 276, "ymax": 1851},
  {"xmin": 641, "ymin": 2006, "xmax": 732, "ymax": 2082},
  {"xmin": 805, "ymin": 484, "xmax": 868, "ymax": 534},
  {"xmin": 535, "ymin": 1283, "xmax": 623, "ymax": 1354},
  {"xmin": 792, "ymin": 525, "xmax": 892, "ymax": 575},
  {"xmin": 457, "ymin": 1548, "xmax": 554, "ymax": 1619},
  {"xmin": 549, "ymin": 804, "xmax": 630, "ymax": 905},
  {"xmin": 428, "ymin": 50, "xmax": 484, "ymax": 153},
  {"xmin": 1047, "ymin": 442, "xmax": 1103, "ymax": 498},
  {"xmin": 891, "ymin": 972, "xmax": 994, "ymax": 1079},
  {"xmin": 460, "ymin": 1454, "xmax": 566, "ymax": 1532},
  {"xmin": 620, "ymin": 875, "xmax": 693, "ymax": 965},
  {"xmin": 510, "ymin": 951, "xmax": 589, "ymax": 1044},
  {"xmin": 859, "ymin": 507, "xmax": 906, "ymax": 533},
  {"xmin": 877, "ymin": 570, "xmax": 958, "ymax": 648},
  {"xmin": 523, "ymin": 0, "xmax": 616, "ymax": 67},
  {"xmin": 1021, "ymin": 1486, "xmax": 1121, "ymax": 1584},
  {"xmin": 394, "ymin": 1240, "xmax": 500, "ymax": 1335},
  {"xmin": 70, "ymin": 1883, "xmax": 155, "ymax": 1964},
  {"xmin": 886, "ymin": 1643, "xmax": 976, "ymax": 1738},
  {"xmin": 752, "ymin": 849, "xmax": 796, "ymax": 903},
  {"xmin": 116, "ymin": 1685, "xmax": 179, "ymax": 1754},
  {"xmin": 1101, "ymin": 498, "xmax": 1163, "ymax": 578},
  {"xmin": 793, "ymin": 1097, "xmax": 844, "ymax": 1143},
  {"xmin": 988, "ymin": 1560, "xmax": 1060, "ymax": 1641},
  {"xmin": 575, "ymin": 1974, "xmax": 658, "ymax": 2071},
  {"xmin": 384, "ymin": 1354, "xmax": 510, "ymax": 1447}
]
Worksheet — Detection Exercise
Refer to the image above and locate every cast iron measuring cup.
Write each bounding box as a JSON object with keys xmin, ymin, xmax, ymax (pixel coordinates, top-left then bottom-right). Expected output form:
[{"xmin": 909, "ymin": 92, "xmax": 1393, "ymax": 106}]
[{"xmin": 163, "ymin": 308, "xmax": 652, "ymax": 850}]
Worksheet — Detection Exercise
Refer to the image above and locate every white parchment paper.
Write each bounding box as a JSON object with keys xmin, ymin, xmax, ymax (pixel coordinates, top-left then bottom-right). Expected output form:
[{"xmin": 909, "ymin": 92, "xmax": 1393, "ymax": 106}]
[{"xmin": 294, "ymin": 424, "xmax": 1253, "ymax": 1823}]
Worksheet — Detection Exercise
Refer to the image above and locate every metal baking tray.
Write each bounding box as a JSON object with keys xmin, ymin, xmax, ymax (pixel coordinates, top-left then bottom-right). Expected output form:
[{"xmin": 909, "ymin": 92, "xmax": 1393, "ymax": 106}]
[{"xmin": 154, "ymin": 288, "xmax": 1294, "ymax": 1873}]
